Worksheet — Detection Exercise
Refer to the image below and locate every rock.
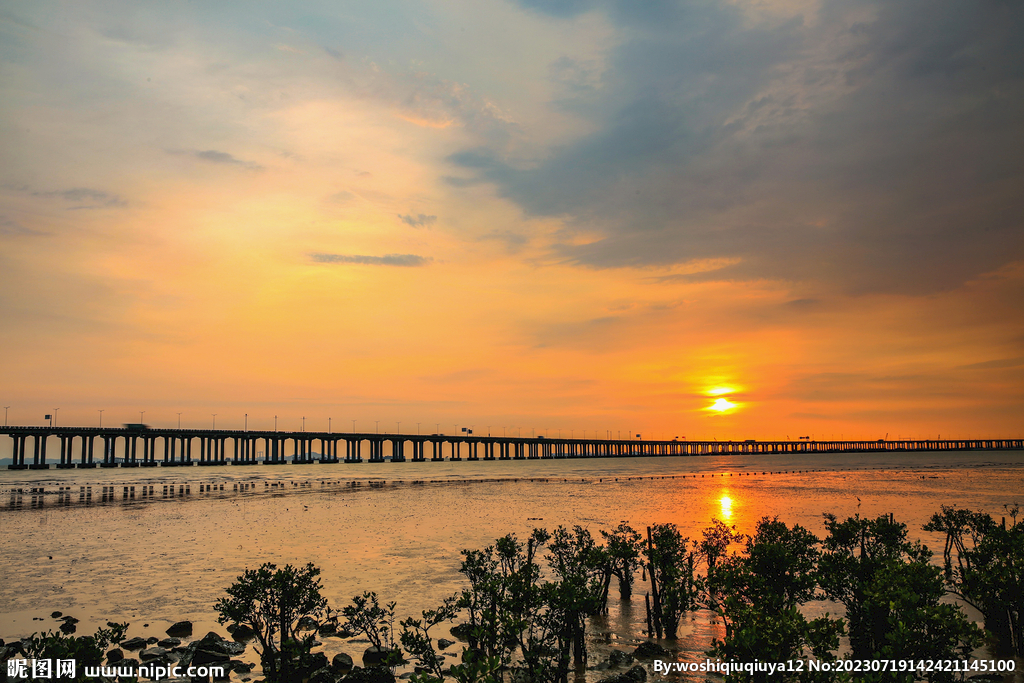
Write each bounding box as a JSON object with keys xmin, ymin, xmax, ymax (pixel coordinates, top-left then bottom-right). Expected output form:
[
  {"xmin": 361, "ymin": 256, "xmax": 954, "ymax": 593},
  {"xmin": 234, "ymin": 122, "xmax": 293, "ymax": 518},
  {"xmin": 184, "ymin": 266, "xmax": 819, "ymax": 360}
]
[
  {"xmin": 140, "ymin": 647, "xmax": 170, "ymax": 662},
  {"xmin": 632, "ymin": 641, "xmax": 667, "ymax": 659},
  {"xmin": 121, "ymin": 637, "xmax": 149, "ymax": 651},
  {"xmin": 309, "ymin": 666, "xmax": 339, "ymax": 683},
  {"xmin": 58, "ymin": 622, "xmax": 77, "ymax": 635},
  {"xmin": 331, "ymin": 653, "xmax": 354, "ymax": 674},
  {"xmin": 165, "ymin": 621, "xmax": 193, "ymax": 638},
  {"xmin": 118, "ymin": 658, "xmax": 141, "ymax": 672},
  {"xmin": 607, "ymin": 649, "xmax": 634, "ymax": 667},
  {"xmin": 107, "ymin": 648, "xmax": 124, "ymax": 664},
  {"xmin": 231, "ymin": 624, "xmax": 255, "ymax": 641},
  {"xmin": 50, "ymin": 611, "xmax": 63, "ymax": 618},
  {"xmin": 232, "ymin": 662, "xmax": 255, "ymax": 674},
  {"xmin": 158, "ymin": 637, "xmax": 181, "ymax": 648},
  {"xmin": 341, "ymin": 666, "xmax": 395, "ymax": 683},
  {"xmin": 335, "ymin": 627, "xmax": 354, "ymax": 639},
  {"xmin": 192, "ymin": 648, "xmax": 231, "ymax": 667},
  {"xmin": 61, "ymin": 616, "xmax": 79, "ymax": 624},
  {"xmin": 597, "ymin": 665, "xmax": 647, "ymax": 683},
  {"xmin": 296, "ymin": 616, "xmax": 319, "ymax": 631},
  {"xmin": 199, "ymin": 631, "xmax": 225, "ymax": 645},
  {"xmin": 318, "ymin": 623, "xmax": 338, "ymax": 636},
  {"xmin": 448, "ymin": 624, "xmax": 473, "ymax": 642},
  {"xmin": 361, "ymin": 646, "xmax": 401, "ymax": 668},
  {"xmin": 436, "ymin": 638, "xmax": 454, "ymax": 650},
  {"xmin": 146, "ymin": 636, "xmax": 159, "ymax": 644}
]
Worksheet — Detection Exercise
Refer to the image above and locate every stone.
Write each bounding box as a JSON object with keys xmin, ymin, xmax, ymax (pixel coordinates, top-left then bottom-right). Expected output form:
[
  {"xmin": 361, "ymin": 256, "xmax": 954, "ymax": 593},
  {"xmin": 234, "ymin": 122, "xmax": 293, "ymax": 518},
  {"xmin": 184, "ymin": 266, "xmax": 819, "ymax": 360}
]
[
  {"xmin": 597, "ymin": 665, "xmax": 647, "ymax": 683},
  {"xmin": 361, "ymin": 646, "xmax": 401, "ymax": 668},
  {"xmin": 158, "ymin": 637, "xmax": 181, "ymax": 648},
  {"xmin": 146, "ymin": 636, "xmax": 159, "ymax": 644},
  {"xmin": 192, "ymin": 648, "xmax": 231, "ymax": 667},
  {"xmin": 58, "ymin": 622, "xmax": 76, "ymax": 635},
  {"xmin": 296, "ymin": 616, "xmax": 319, "ymax": 631},
  {"xmin": 165, "ymin": 621, "xmax": 193, "ymax": 638},
  {"xmin": 607, "ymin": 649, "xmax": 634, "ymax": 667},
  {"xmin": 631, "ymin": 641, "xmax": 667, "ymax": 658},
  {"xmin": 436, "ymin": 638, "xmax": 454, "ymax": 651},
  {"xmin": 331, "ymin": 653, "xmax": 354, "ymax": 674},
  {"xmin": 199, "ymin": 631, "xmax": 225, "ymax": 646},
  {"xmin": 121, "ymin": 637, "xmax": 148, "ymax": 651},
  {"xmin": 341, "ymin": 666, "xmax": 395, "ymax": 683},
  {"xmin": 60, "ymin": 616, "xmax": 79, "ymax": 624},
  {"xmin": 50, "ymin": 611, "xmax": 63, "ymax": 618},
  {"xmin": 448, "ymin": 624, "xmax": 473, "ymax": 642},
  {"xmin": 106, "ymin": 648, "xmax": 124, "ymax": 664},
  {"xmin": 318, "ymin": 623, "xmax": 338, "ymax": 636},
  {"xmin": 232, "ymin": 662, "xmax": 255, "ymax": 674},
  {"xmin": 231, "ymin": 624, "xmax": 255, "ymax": 641},
  {"xmin": 140, "ymin": 647, "xmax": 171, "ymax": 662},
  {"xmin": 309, "ymin": 666, "xmax": 338, "ymax": 683}
]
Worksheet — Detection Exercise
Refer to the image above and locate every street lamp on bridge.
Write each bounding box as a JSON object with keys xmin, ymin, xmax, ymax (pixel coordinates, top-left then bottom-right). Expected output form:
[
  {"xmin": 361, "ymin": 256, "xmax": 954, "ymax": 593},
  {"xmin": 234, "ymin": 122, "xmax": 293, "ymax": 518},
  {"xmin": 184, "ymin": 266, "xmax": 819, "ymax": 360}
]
[{"xmin": 98, "ymin": 410, "xmax": 104, "ymax": 428}]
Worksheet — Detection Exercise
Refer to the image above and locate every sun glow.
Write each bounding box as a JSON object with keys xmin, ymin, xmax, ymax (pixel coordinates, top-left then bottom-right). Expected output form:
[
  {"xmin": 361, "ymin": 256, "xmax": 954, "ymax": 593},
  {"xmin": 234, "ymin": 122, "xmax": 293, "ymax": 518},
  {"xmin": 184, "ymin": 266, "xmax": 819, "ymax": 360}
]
[
  {"xmin": 707, "ymin": 387, "xmax": 736, "ymax": 396},
  {"xmin": 708, "ymin": 398, "xmax": 737, "ymax": 412},
  {"xmin": 719, "ymin": 493, "xmax": 734, "ymax": 520}
]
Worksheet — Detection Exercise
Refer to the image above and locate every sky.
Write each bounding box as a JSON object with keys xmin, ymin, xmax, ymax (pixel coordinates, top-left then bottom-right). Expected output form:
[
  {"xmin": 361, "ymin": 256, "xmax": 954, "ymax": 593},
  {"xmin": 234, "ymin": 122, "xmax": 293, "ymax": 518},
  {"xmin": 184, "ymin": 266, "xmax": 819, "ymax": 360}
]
[{"xmin": 0, "ymin": 0, "xmax": 1022, "ymax": 441}]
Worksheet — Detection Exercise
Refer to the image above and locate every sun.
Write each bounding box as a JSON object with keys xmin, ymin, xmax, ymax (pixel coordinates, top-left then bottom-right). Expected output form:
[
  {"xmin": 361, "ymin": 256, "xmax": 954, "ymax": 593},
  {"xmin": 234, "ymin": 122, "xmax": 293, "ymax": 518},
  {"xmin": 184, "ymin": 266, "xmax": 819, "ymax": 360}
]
[{"xmin": 708, "ymin": 398, "xmax": 737, "ymax": 412}]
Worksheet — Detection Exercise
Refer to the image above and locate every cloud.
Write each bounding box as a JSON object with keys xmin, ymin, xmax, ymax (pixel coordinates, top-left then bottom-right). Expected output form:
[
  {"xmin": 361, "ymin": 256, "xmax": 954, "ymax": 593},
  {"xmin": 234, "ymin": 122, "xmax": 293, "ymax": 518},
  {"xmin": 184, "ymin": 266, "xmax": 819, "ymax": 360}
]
[
  {"xmin": 958, "ymin": 357, "xmax": 1024, "ymax": 371},
  {"xmin": 16, "ymin": 186, "xmax": 127, "ymax": 210},
  {"xmin": 310, "ymin": 253, "xmax": 431, "ymax": 267},
  {"xmin": 397, "ymin": 213, "xmax": 437, "ymax": 228},
  {"xmin": 169, "ymin": 149, "xmax": 264, "ymax": 171},
  {"xmin": 0, "ymin": 216, "xmax": 45, "ymax": 236},
  {"xmin": 448, "ymin": 0, "xmax": 1024, "ymax": 297},
  {"xmin": 478, "ymin": 230, "xmax": 528, "ymax": 253}
]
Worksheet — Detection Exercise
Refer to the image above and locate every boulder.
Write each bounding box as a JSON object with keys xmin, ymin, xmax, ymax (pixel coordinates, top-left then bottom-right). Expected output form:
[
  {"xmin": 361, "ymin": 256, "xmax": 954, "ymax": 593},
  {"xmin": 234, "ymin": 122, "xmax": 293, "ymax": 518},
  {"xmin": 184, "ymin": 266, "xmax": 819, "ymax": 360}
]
[
  {"xmin": 361, "ymin": 646, "xmax": 401, "ymax": 668},
  {"xmin": 146, "ymin": 636, "xmax": 159, "ymax": 644},
  {"xmin": 296, "ymin": 616, "xmax": 319, "ymax": 631},
  {"xmin": 50, "ymin": 611, "xmax": 63, "ymax": 619},
  {"xmin": 157, "ymin": 637, "xmax": 181, "ymax": 648},
  {"xmin": 58, "ymin": 622, "xmax": 77, "ymax": 635},
  {"xmin": 140, "ymin": 647, "xmax": 169, "ymax": 662},
  {"xmin": 632, "ymin": 642, "xmax": 667, "ymax": 659},
  {"xmin": 607, "ymin": 649, "xmax": 634, "ymax": 667},
  {"xmin": 309, "ymin": 667, "xmax": 339, "ymax": 683},
  {"xmin": 121, "ymin": 637, "xmax": 149, "ymax": 651},
  {"xmin": 436, "ymin": 638, "xmax": 454, "ymax": 651},
  {"xmin": 192, "ymin": 647, "xmax": 231, "ymax": 667},
  {"xmin": 448, "ymin": 624, "xmax": 473, "ymax": 642},
  {"xmin": 60, "ymin": 616, "xmax": 79, "ymax": 624},
  {"xmin": 166, "ymin": 621, "xmax": 193, "ymax": 638},
  {"xmin": 232, "ymin": 661, "xmax": 255, "ymax": 674},
  {"xmin": 341, "ymin": 666, "xmax": 395, "ymax": 683},
  {"xmin": 106, "ymin": 648, "xmax": 124, "ymax": 664},
  {"xmin": 231, "ymin": 624, "xmax": 255, "ymax": 641},
  {"xmin": 331, "ymin": 653, "xmax": 354, "ymax": 674},
  {"xmin": 318, "ymin": 623, "xmax": 338, "ymax": 636},
  {"xmin": 597, "ymin": 665, "xmax": 647, "ymax": 683}
]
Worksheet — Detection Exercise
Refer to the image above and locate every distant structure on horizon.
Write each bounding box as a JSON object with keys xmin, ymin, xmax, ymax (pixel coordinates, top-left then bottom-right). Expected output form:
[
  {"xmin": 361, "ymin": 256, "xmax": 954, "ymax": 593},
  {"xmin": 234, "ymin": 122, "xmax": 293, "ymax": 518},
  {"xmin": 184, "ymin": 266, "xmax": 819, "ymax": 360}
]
[{"xmin": 1, "ymin": 425, "xmax": 1020, "ymax": 470}]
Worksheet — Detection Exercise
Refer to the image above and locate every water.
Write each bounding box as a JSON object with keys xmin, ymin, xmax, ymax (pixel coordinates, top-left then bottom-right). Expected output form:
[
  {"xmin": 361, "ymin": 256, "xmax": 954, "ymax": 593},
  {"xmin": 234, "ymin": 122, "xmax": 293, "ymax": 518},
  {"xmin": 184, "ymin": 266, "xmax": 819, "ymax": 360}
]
[{"xmin": 2, "ymin": 450, "xmax": 1022, "ymax": 680}]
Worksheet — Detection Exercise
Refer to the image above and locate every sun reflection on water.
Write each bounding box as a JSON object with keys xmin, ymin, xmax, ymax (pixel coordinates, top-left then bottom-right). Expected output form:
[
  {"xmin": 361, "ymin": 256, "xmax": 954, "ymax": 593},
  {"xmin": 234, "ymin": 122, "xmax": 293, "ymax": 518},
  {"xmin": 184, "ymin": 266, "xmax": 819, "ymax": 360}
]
[{"xmin": 719, "ymin": 491, "xmax": 734, "ymax": 520}]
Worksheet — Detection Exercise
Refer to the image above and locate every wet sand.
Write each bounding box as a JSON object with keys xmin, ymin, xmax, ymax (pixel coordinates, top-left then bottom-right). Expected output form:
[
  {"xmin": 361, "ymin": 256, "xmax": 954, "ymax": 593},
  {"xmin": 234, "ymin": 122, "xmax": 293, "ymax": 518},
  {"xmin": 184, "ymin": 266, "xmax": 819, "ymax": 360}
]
[{"xmin": 2, "ymin": 451, "xmax": 1022, "ymax": 680}]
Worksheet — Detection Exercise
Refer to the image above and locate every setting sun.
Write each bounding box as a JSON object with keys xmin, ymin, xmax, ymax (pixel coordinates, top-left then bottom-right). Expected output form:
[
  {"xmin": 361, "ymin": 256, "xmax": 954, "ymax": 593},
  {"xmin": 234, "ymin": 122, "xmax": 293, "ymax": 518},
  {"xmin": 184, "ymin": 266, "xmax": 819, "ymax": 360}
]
[{"xmin": 708, "ymin": 398, "xmax": 738, "ymax": 412}]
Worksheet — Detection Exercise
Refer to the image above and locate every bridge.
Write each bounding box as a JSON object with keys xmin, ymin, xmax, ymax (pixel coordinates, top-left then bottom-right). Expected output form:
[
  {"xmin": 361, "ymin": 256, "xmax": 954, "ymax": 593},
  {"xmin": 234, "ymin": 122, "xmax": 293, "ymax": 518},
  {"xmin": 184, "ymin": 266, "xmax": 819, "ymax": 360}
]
[{"xmin": 1, "ymin": 426, "xmax": 1021, "ymax": 469}]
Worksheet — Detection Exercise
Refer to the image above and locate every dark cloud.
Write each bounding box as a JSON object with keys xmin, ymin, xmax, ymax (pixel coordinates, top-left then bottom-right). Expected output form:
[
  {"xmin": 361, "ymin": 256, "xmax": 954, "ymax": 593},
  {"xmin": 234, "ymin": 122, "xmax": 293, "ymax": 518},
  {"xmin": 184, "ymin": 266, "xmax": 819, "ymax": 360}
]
[
  {"xmin": 397, "ymin": 213, "xmax": 437, "ymax": 227},
  {"xmin": 310, "ymin": 253, "xmax": 431, "ymax": 267},
  {"xmin": 18, "ymin": 186, "xmax": 127, "ymax": 209},
  {"xmin": 453, "ymin": 0, "xmax": 1024, "ymax": 296},
  {"xmin": 168, "ymin": 149, "xmax": 263, "ymax": 170}
]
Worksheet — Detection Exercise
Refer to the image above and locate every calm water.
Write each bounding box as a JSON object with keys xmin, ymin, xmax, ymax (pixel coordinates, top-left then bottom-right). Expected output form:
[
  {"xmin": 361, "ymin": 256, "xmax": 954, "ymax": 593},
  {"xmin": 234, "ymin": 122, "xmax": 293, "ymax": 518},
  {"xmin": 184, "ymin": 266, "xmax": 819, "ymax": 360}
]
[{"xmin": 2, "ymin": 450, "xmax": 1022, "ymax": 680}]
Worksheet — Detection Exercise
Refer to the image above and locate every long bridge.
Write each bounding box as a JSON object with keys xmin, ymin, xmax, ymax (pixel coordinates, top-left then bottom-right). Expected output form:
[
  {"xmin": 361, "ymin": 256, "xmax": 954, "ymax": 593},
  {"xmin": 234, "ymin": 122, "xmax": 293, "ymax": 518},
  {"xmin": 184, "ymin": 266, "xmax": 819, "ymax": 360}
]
[{"xmin": 1, "ymin": 426, "xmax": 1021, "ymax": 469}]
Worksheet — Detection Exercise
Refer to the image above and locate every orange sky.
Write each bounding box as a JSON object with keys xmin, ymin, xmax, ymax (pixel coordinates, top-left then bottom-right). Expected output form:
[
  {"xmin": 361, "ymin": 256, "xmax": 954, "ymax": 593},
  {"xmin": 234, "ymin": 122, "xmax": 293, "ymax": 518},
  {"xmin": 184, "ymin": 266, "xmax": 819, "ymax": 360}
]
[{"xmin": 1, "ymin": 0, "xmax": 1022, "ymax": 442}]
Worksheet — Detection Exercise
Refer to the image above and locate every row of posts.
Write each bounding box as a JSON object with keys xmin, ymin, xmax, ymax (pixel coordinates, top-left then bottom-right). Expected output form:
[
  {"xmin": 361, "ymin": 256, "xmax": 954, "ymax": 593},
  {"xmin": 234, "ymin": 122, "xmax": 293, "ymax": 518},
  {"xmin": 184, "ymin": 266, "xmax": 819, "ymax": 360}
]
[{"xmin": 6, "ymin": 431, "xmax": 1024, "ymax": 469}]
